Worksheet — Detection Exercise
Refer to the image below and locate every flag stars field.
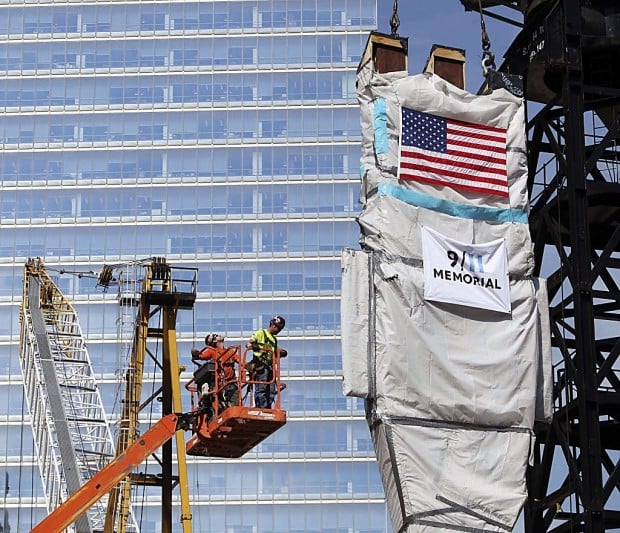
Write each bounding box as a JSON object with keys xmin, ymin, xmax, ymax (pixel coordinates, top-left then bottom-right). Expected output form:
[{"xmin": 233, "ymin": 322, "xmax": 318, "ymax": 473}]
[{"xmin": 399, "ymin": 107, "xmax": 509, "ymax": 198}]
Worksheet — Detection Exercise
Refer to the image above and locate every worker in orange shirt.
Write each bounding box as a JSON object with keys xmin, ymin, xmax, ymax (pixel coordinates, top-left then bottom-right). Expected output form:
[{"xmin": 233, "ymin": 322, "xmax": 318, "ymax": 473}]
[{"xmin": 192, "ymin": 334, "xmax": 239, "ymax": 411}]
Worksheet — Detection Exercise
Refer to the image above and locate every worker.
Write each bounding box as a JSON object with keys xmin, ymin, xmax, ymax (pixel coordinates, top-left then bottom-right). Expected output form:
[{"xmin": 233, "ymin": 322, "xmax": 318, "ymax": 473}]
[
  {"xmin": 192, "ymin": 334, "xmax": 239, "ymax": 412},
  {"xmin": 191, "ymin": 334, "xmax": 218, "ymax": 416},
  {"xmin": 212, "ymin": 334, "xmax": 240, "ymax": 408},
  {"xmin": 246, "ymin": 315, "xmax": 287, "ymax": 408}
]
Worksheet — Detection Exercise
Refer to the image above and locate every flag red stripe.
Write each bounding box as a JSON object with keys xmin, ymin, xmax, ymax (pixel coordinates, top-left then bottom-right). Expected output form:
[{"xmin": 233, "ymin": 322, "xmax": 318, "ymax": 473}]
[
  {"xmin": 400, "ymin": 162, "xmax": 509, "ymax": 187},
  {"xmin": 447, "ymin": 139, "xmax": 506, "ymax": 155},
  {"xmin": 447, "ymin": 127, "xmax": 506, "ymax": 145},
  {"xmin": 402, "ymin": 149, "xmax": 506, "ymax": 173},
  {"xmin": 399, "ymin": 172, "xmax": 509, "ymax": 198},
  {"xmin": 446, "ymin": 147, "xmax": 506, "ymax": 165},
  {"xmin": 448, "ymin": 118, "xmax": 505, "ymax": 134}
]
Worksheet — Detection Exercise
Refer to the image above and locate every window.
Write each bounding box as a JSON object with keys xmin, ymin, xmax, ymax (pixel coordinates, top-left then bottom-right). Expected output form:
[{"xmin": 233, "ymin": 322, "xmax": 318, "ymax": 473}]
[
  {"xmin": 261, "ymin": 119, "xmax": 287, "ymax": 138},
  {"xmin": 213, "ymin": 83, "xmax": 227, "ymax": 100},
  {"xmin": 49, "ymin": 125, "xmax": 74, "ymax": 142},
  {"xmin": 227, "ymin": 150, "xmax": 253, "ymax": 176},
  {"xmin": 214, "ymin": 12, "xmax": 228, "ymax": 29},
  {"xmin": 171, "ymin": 82, "xmax": 196, "ymax": 103},
  {"xmin": 228, "ymin": 6, "xmax": 244, "ymax": 29},
  {"xmin": 52, "ymin": 54, "xmax": 66, "ymax": 69},
  {"xmin": 303, "ymin": 76, "xmax": 317, "ymax": 99},
  {"xmin": 108, "ymin": 162, "xmax": 136, "ymax": 179},
  {"xmin": 225, "ymin": 270, "xmax": 253, "ymax": 292},
  {"xmin": 262, "ymin": 225, "xmax": 287, "ymax": 252},
  {"xmin": 53, "ymin": 11, "xmax": 79, "ymax": 32},
  {"xmin": 173, "ymin": 49, "xmax": 199, "ymax": 66},
  {"xmin": 22, "ymin": 52, "xmax": 36, "ymax": 70},
  {"xmin": 317, "ymin": 38, "xmax": 333, "ymax": 62},
  {"xmin": 262, "ymin": 191, "xmax": 287, "ymax": 213},
  {"xmin": 317, "ymin": 10, "xmax": 334, "ymax": 26},
  {"xmin": 227, "ymin": 187, "xmax": 254, "ymax": 214},
  {"xmin": 141, "ymin": 13, "xmax": 165, "ymax": 31},
  {"xmin": 302, "ymin": 10, "xmax": 316, "ymax": 26},
  {"xmin": 138, "ymin": 125, "xmax": 164, "ymax": 141},
  {"xmin": 198, "ymin": 13, "xmax": 213, "ymax": 29},
  {"xmin": 20, "ymin": 130, "xmax": 34, "ymax": 143},
  {"xmin": 261, "ymin": 273, "xmax": 303, "ymax": 292},
  {"xmin": 228, "ymin": 47, "xmax": 253, "ymax": 65},
  {"xmin": 83, "ymin": 126, "xmax": 107, "ymax": 142}
]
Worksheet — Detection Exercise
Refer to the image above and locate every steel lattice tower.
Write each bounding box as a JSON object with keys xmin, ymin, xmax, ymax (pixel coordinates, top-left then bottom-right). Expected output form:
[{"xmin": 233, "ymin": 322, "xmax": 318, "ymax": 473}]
[
  {"xmin": 467, "ymin": 0, "xmax": 620, "ymax": 530},
  {"xmin": 18, "ymin": 258, "xmax": 124, "ymax": 532}
]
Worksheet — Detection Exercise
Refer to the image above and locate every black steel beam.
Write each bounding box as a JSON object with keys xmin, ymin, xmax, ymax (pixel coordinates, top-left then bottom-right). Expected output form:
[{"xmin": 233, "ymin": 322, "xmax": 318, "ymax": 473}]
[{"xmin": 523, "ymin": 1, "xmax": 620, "ymax": 531}]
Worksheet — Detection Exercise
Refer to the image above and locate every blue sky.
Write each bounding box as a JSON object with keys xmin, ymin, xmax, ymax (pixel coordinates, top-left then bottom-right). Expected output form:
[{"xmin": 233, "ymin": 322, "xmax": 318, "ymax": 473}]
[{"xmin": 376, "ymin": 0, "xmax": 522, "ymax": 93}]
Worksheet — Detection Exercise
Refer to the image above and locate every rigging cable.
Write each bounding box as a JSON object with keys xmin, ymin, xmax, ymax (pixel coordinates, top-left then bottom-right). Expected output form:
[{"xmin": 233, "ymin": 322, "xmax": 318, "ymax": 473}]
[
  {"xmin": 389, "ymin": 0, "xmax": 400, "ymax": 37},
  {"xmin": 192, "ymin": 300, "xmax": 197, "ymax": 351},
  {"xmin": 18, "ymin": 380, "xmax": 26, "ymax": 529},
  {"xmin": 1, "ymin": 424, "xmax": 9, "ymax": 530},
  {"xmin": 137, "ymin": 314, "xmax": 164, "ymax": 529},
  {"xmin": 186, "ymin": 281, "xmax": 203, "ymax": 531},
  {"xmin": 477, "ymin": 0, "xmax": 497, "ymax": 81}
]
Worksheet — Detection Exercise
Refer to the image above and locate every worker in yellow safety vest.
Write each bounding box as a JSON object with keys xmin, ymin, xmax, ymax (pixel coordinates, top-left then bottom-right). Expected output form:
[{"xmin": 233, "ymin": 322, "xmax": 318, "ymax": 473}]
[{"xmin": 246, "ymin": 315, "xmax": 287, "ymax": 408}]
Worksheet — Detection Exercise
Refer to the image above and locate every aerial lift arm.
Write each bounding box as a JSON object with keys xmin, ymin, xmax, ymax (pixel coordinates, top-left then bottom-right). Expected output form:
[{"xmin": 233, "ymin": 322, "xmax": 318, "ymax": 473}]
[{"xmin": 31, "ymin": 413, "xmax": 192, "ymax": 533}]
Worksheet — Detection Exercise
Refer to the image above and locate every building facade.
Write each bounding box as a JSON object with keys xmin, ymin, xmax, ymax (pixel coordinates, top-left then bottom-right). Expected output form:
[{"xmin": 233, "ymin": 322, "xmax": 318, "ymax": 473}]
[{"xmin": 0, "ymin": 0, "xmax": 388, "ymax": 531}]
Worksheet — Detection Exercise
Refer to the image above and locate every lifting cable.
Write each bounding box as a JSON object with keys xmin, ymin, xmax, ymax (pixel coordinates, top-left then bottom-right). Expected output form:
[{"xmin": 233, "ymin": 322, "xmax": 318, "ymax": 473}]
[
  {"xmin": 389, "ymin": 0, "xmax": 400, "ymax": 37},
  {"xmin": 477, "ymin": 0, "xmax": 497, "ymax": 80},
  {"xmin": 192, "ymin": 303, "xmax": 197, "ymax": 352}
]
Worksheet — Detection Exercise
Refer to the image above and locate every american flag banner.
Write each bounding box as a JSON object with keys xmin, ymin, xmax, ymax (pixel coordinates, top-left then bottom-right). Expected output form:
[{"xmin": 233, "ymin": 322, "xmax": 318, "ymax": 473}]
[{"xmin": 399, "ymin": 107, "xmax": 509, "ymax": 198}]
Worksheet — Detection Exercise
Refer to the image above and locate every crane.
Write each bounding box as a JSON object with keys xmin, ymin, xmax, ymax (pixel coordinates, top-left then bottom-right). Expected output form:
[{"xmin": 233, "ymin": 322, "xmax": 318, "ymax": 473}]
[
  {"xmin": 25, "ymin": 257, "xmax": 286, "ymax": 532},
  {"xmin": 19, "ymin": 258, "xmax": 130, "ymax": 532}
]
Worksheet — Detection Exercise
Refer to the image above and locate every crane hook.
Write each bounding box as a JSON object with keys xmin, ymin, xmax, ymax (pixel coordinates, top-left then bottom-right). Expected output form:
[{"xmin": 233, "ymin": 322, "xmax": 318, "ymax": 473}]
[
  {"xmin": 477, "ymin": 0, "xmax": 496, "ymax": 78},
  {"xmin": 482, "ymin": 50, "xmax": 496, "ymax": 77}
]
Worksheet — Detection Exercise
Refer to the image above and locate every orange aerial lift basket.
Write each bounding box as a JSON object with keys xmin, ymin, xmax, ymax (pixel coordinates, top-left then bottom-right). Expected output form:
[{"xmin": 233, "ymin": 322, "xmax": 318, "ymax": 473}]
[
  {"xmin": 185, "ymin": 346, "xmax": 286, "ymax": 458},
  {"xmin": 30, "ymin": 347, "xmax": 288, "ymax": 533}
]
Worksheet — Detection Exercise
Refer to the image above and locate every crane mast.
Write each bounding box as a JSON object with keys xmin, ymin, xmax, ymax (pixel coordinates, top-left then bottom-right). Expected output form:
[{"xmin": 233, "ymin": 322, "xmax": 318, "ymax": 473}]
[
  {"xmin": 18, "ymin": 258, "xmax": 126, "ymax": 532},
  {"xmin": 103, "ymin": 257, "xmax": 197, "ymax": 533}
]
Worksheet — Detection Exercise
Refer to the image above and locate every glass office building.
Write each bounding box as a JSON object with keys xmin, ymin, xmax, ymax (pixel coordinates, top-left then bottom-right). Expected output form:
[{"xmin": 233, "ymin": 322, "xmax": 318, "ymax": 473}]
[{"xmin": 0, "ymin": 1, "xmax": 388, "ymax": 530}]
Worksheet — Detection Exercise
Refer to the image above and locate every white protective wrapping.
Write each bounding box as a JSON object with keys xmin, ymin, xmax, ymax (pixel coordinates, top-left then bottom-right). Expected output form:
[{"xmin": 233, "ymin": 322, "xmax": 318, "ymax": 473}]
[
  {"xmin": 358, "ymin": 73, "xmax": 533, "ymax": 277},
  {"xmin": 371, "ymin": 418, "xmax": 531, "ymax": 532},
  {"xmin": 341, "ymin": 248, "xmax": 371, "ymax": 398},
  {"xmin": 341, "ymin": 250, "xmax": 551, "ymax": 530},
  {"xmin": 359, "ymin": 72, "xmax": 530, "ymax": 212},
  {"xmin": 534, "ymin": 278, "xmax": 554, "ymax": 423},
  {"xmin": 341, "ymin": 62, "xmax": 554, "ymax": 531},
  {"xmin": 373, "ymin": 257, "xmax": 542, "ymax": 429},
  {"xmin": 358, "ymin": 189, "xmax": 534, "ymax": 277}
]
